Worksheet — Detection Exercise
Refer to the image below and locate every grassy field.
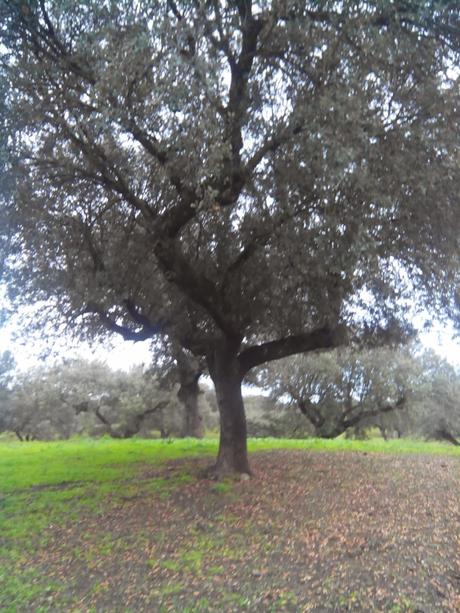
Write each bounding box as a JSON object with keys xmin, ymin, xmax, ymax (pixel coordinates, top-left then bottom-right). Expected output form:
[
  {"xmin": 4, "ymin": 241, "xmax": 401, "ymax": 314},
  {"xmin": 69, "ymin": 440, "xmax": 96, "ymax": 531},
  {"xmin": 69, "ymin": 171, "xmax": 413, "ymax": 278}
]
[{"xmin": 1, "ymin": 437, "xmax": 459, "ymax": 612}]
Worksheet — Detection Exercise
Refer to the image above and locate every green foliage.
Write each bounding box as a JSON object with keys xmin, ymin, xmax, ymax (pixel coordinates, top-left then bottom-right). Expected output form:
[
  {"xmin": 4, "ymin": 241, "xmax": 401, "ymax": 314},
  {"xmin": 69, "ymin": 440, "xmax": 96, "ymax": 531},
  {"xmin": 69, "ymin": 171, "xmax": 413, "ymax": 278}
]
[
  {"xmin": 247, "ymin": 411, "xmax": 314, "ymax": 439},
  {"xmin": 0, "ymin": 351, "xmax": 15, "ymax": 433},
  {"xmin": 259, "ymin": 346, "xmax": 460, "ymax": 441},
  {"xmin": 0, "ymin": 358, "xmax": 220, "ymax": 442},
  {"xmin": 1, "ymin": 0, "xmax": 459, "ymax": 473},
  {"xmin": 0, "ymin": 4, "xmax": 458, "ymax": 368},
  {"xmin": 1, "ymin": 359, "xmax": 185, "ymax": 440}
]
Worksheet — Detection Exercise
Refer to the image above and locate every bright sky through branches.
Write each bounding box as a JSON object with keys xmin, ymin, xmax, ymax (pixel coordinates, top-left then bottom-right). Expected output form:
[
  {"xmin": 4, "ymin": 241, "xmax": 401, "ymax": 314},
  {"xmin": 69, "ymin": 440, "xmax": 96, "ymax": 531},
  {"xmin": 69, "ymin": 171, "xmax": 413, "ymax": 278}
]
[{"xmin": 0, "ymin": 313, "xmax": 458, "ymax": 374}]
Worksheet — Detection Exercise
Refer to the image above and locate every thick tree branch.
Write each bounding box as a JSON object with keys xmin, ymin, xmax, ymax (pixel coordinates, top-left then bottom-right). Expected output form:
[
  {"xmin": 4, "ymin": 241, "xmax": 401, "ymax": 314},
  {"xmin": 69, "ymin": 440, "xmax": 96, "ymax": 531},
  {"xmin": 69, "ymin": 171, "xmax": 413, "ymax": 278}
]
[
  {"xmin": 167, "ymin": 0, "xmax": 183, "ymax": 21},
  {"xmin": 238, "ymin": 325, "xmax": 348, "ymax": 377},
  {"xmin": 123, "ymin": 299, "xmax": 158, "ymax": 331},
  {"xmin": 212, "ymin": 6, "xmax": 264, "ymax": 208},
  {"xmin": 80, "ymin": 221, "xmax": 105, "ymax": 273},
  {"xmin": 434, "ymin": 428, "xmax": 460, "ymax": 446},
  {"xmin": 288, "ymin": 387, "xmax": 324, "ymax": 428},
  {"xmin": 62, "ymin": 128, "xmax": 230, "ymax": 335},
  {"xmin": 85, "ymin": 302, "xmax": 167, "ymax": 342},
  {"xmin": 20, "ymin": 7, "xmax": 198, "ymax": 231},
  {"xmin": 153, "ymin": 240, "xmax": 238, "ymax": 337},
  {"xmin": 95, "ymin": 400, "xmax": 169, "ymax": 438},
  {"xmin": 245, "ymin": 122, "xmax": 304, "ymax": 177},
  {"xmin": 125, "ymin": 119, "xmax": 197, "ymax": 207},
  {"xmin": 59, "ymin": 123, "xmax": 154, "ymax": 221},
  {"xmin": 19, "ymin": 3, "xmax": 95, "ymax": 82},
  {"xmin": 343, "ymin": 396, "xmax": 406, "ymax": 429},
  {"xmin": 223, "ymin": 199, "xmax": 315, "ymax": 283},
  {"xmin": 208, "ymin": 1, "xmax": 235, "ymax": 65}
]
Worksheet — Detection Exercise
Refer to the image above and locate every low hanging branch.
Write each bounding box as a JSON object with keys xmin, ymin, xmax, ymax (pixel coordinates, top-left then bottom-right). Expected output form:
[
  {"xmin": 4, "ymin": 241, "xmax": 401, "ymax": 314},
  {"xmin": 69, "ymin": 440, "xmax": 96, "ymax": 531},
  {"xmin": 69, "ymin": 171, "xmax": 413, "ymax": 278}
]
[
  {"xmin": 342, "ymin": 396, "xmax": 406, "ymax": 430},
  {"xmin": 238, "ymin": 325, "xmax": 348, "ymax": 377},
  {"xmin": 93, "ymin": 400, "xmax": 170, "ymax": 439},
  {"xmin": 84, "ymin": 302, "xmax": 168, "ymax": 342}
]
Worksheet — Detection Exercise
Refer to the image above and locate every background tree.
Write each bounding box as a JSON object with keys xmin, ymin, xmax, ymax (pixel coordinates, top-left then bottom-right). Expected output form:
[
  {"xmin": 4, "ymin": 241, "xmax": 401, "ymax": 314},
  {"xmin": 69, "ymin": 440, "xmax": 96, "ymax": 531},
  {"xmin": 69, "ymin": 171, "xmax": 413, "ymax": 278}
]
[
  {"xmin": 0, "ymin": 357, "xmax": 221, "ymax": 441},
  {"xmin": 401, "ymin": 351, "xmax": 460, "ymax": 444},
  {"xmin": 63, "ymin": 360, "xmax": 180, "ymax": 439},
  {"xmin": 4, "ymin": 363, "xmax": 79, "ymax": 440},
  {"xmin": 260, "ymin": 346, "xmax": 412, "ymax": 438},
  {"xmin": 259, "ymin": 346, "xmax": 460, "ymax": 443},
  {"xmin": 151, "ymin": 338, "xmax": 205, "ymax": 438},
  {"xmin": 1, "ymin": 1, "xmax": 459, "ymax": 474},
  {"xmin": 0, "ymin": 350, "xmax": 15, "ymax": 434},
  {"xmin": 1, "ymin": 360, "xmax": 182, "ymax": 440},
  {"xmin": 244, "ymin": 394, "xmax": 307, "ymax": 439}
]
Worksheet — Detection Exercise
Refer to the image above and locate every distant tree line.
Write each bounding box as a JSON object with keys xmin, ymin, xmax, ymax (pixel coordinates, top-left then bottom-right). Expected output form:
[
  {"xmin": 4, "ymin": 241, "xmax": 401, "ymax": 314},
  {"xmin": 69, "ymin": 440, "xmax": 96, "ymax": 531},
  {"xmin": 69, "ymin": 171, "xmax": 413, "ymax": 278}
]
[
  {"xmin": 255, "ymin": 345, "xmax": 460, "ymax": 444},
  {"xmin": 0, "ymin": 353, "xmax": 219, "ymax": 441},
  {"xmin": 1, "ymin": 345, "xmax": 458, "ymax": 445}
]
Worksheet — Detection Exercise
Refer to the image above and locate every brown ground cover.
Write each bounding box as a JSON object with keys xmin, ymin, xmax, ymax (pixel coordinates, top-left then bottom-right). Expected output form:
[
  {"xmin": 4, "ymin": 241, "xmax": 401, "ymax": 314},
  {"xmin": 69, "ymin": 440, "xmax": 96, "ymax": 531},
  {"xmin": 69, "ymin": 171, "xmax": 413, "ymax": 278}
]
[{"xmin": 23, "ymin": 451, "xmax": 460, "ymax": 611}]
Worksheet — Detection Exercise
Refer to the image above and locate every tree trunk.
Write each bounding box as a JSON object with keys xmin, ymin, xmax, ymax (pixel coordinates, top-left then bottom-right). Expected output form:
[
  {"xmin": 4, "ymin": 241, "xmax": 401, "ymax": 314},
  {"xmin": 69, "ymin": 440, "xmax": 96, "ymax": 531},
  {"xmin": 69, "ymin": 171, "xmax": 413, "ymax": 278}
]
[
  {"xmin": 172, "ymin": 343, "xmax": 203, "ymax": 438},
  {"xmin": 314, "ymin": 420, "xmax": 347, "ymax": 439},
  {"xmin": 208, "ymin": 341, "xmax": 251, "ymax": 478},
  {"xmin": 178, "ymin": 377, "xmax": 203, "ymax": 438},
  {"xmin": 434, "ymin": 428, "xmax": 460, "ymax": 446},
  {"xmin": 315, "ymin": 426, "xmax": 345, "ymax": 439}
]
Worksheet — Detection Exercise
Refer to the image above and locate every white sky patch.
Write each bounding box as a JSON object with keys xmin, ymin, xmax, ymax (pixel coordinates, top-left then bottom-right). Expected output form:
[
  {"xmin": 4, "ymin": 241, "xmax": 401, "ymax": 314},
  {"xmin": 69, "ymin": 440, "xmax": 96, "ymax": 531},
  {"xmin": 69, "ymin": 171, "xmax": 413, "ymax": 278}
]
[
  {"xmin": 0, "ymin": 319, "xmax": 154, "ymax": 373},
  {"xmin": 1, "ymin": 314, "xmax": 458, "ymax": 375},
  {"xmin": 418, "ymin": 322, "xmax": 459, "ymax": 367}
]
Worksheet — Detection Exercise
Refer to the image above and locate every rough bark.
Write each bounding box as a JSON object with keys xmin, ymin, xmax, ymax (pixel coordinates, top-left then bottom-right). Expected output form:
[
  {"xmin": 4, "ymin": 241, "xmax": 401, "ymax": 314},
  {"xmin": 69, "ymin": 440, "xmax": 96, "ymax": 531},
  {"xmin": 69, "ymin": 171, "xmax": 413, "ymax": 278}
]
[
  {"xmin": 178, "ymin": 377, "xmax": 203, "ymax": 438},
  {"xmin": 238, "ymin": 325, "xmax": 348, "ymax": 377},
  {"xmin": 208, "ymin": 340, "xmax": 251, "ymax": 477},
  {"xmin": 173, "ymin": 343, "xmax": 204, "ymax": 438}
]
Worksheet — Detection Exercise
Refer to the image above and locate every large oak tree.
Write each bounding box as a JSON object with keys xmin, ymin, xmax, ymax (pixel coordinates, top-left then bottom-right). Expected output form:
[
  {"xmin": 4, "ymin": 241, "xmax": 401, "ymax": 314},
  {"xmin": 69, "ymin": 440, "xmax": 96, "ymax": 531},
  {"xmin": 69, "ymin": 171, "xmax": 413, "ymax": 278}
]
[{"xmin": 1, "ymin": 0, "xmax": 459, "ymax": 475}]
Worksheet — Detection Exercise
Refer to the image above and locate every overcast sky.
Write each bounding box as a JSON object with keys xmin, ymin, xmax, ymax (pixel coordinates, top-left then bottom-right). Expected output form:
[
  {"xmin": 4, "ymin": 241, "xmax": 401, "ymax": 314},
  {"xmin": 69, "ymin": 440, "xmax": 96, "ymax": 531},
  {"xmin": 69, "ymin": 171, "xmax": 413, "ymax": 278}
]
[{"xmin": 0, "ymin": 309, "xmax": 458, "ymax": 374}]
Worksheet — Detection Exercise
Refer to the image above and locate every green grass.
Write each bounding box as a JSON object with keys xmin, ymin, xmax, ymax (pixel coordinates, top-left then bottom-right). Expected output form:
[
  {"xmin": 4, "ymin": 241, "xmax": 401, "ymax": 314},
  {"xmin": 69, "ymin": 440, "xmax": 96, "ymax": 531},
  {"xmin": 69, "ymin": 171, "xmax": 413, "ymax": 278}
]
[
  {"xmin": 1, "ymin": 437, "xmax": 458, "ymax": 531},
  {"xmin": 1, "ymin": 436, "xmax": 458, "ymax": 509},
  {"xmin": 1, "ymin": 435, "xmax": 458, "ymax": 493},
  {"xmin": 1, "ymin": 436, "xmax": 456, "ymax": 549},
  {"xmin": 0, "ymin": 436, "xmax": 458, "ymax": 611}
]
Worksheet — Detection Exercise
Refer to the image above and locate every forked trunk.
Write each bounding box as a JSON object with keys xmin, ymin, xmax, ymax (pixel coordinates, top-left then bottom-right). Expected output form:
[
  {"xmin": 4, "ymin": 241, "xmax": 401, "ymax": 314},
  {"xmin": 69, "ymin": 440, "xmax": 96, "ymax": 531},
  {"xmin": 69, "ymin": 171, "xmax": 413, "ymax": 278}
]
[{"xmin": 208, "ymin": 342, "xmax": 251, "ymax": 478}]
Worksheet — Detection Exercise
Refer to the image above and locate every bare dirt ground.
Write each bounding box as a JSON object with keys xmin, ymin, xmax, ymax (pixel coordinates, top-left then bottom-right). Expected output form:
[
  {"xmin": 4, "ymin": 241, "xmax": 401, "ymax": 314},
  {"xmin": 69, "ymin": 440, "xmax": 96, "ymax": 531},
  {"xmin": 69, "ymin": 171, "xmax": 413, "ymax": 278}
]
[{"xmin": 28, "ymin": 451, "xmax": 460, "ymax": 612}]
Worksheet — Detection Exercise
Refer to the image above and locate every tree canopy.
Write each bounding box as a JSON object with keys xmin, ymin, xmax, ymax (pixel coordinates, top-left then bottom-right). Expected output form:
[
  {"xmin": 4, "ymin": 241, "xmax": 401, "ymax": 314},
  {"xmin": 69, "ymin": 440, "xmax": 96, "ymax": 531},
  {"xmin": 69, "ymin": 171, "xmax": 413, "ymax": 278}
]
[
  {"xmin": 254, "ymin": 345, "xmax": 460, "ymax": 441},
  {"xmin": 0, "ymin": 359, "xmax": 185, "ymax": 441},
  {"xmin": 260, "ymin": 346, "xmax": 412, "ymax": 438},
  {"xmin": 1, "ymin": 0, "xmax": 459, "ymax": 474}
]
